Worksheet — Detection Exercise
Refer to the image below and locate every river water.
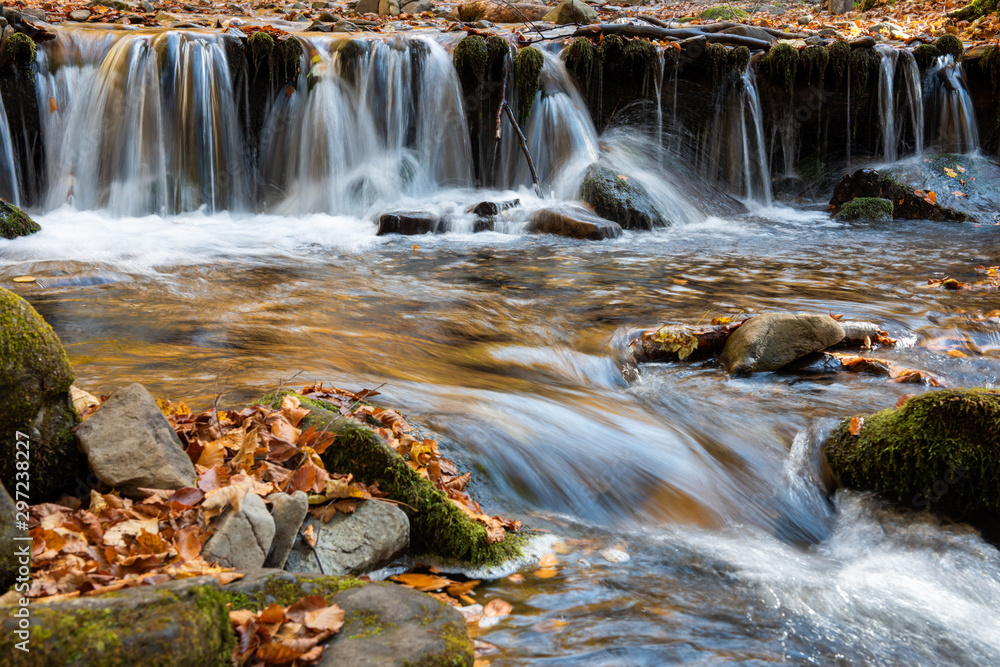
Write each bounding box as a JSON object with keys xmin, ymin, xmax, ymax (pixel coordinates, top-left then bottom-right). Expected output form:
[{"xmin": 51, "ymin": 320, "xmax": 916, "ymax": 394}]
[{"xmin": 3, "ymin": 27, "xmax": 1000, "ymax": 666}]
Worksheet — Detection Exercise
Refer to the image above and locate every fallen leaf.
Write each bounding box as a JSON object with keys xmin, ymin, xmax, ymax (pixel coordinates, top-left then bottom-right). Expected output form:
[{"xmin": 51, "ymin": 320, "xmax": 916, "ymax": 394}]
[
  {"xmin": 483, "ymin": 598, "xmax": 513, "ymax": 618},
  {"xmin": 849, "ymin": 416, "xmax": 863, "ymax": 436},
  {"xmin": 390, "ymin": 573, "xmax": 454, "ymax": 592}
]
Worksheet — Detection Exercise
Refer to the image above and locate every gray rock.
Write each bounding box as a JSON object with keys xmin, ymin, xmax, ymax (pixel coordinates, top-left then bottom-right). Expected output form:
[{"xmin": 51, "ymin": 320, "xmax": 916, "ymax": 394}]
[
  {"xmin": 21, "ymin": 8, "xmax": 47, "ymax": 21},
  {"xmin": 543, "ymin": 0, "xmax": 597, "ymax": 25},
  {"xmin": 840, "ymin": 320, "xmax": 882, "ymax": 346},
  {"xmin": 154, "ymin": 11, "xmax": 176, "ymax": 21},
  {"xmin": 318, "ymin": 10, "xmax": 338, "ymax": 21},
  {"xmin": 401, "ymin": 0, "xmax": 432, "ymax": 12},
  {"xmin": 475, "ymin": 19, "xmax": 493, "ymax": 28},
  {"xmin": 0, "ymin": 576, "xmax": 231, "ymax": 664},
  {"xmin": 1, "ymin": 482, "xmax": 28, "ymax": 592},
  {"xmin": 141, "ymin": 0, "xmax": 154, "ymax": 12},
  {"xmin": 264, "ymin": 491, "xmax": 309, "ymax": 569},
  {"xmin": 291, "ymin": 2, "xmax": 307, "ymax": 7},
  {"xmin": 313, "ymin": 0, "xmax": 330, "ymax": 6},
  {"xmin": 720, "ymin": 313, "xmax": 846, "ymax": 375},
  {"xmin": 526, "ymin": 205, "xmax": 623, "ymax": 240},
  {"xmin": 285, "ymin": 500, "xmax": 408, "ymax": 576},
  {"xmin": 379, "ymin": 0, "xmax": 401, "ymax": 15},
  {"xmin": 356, "ymin": 0, "xmax": 379, "ymax": 13},
  {"xmin": 332, "ymin": 19, "xmax": 359, "ymax": 31},
  {"xmin": 377, "ymin": 211, "xmax": 446, "ymax": 235},
  {"xmin": 74, "ymin": 383, "xmax": 197, "ymax": 497},
  {"xmin": 70, "ymin": 9, "xmax": 93, "ymax": 21},
  {"xmin": 719, "ymin": 24, "xmax": 777, "ymax": 43},
  {"xmin": 798, "ymin": 15, "xmax": 813, "ymax": 24},
  {"xmin": 203, "ymin": 493, "xmax": 275, "ymax": 570}
]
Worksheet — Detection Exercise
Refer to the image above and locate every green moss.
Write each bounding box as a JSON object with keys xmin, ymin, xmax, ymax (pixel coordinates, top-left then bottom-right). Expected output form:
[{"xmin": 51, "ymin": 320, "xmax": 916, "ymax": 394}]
[
  {"xmin": 565, "ymin": 37, "xmax": 596, "ymax": 79},
  {"xmin": 935, "ymin": 33, "xmax": 965, "ymax": 62},
  {"xmin": 580, "ymin": 166, "xmax": 667, "ymax": 230},
  {"xmin": 834, "ymin": 197, "xmax": 894, "ymax": 221},
  {"xmin": 400, "ymin": 611, "xmax": 473, "ymax": 667},
  {"xmin": 829, "ymin": 41, "xmax": 850, "ymax": 79},
  {"xmin": 951, "ymin": 0, "xmax": 998, "ymax": 21},
  {"xmin": 700, "ymin": 6, "xmax": 749, "ymax": 20},
  {"xmin": 227, "ymin": 574, "xmax": 367, "ymax": 612},
  {"xmin": 5, "ymin": 33, "xmax": 37, "ymax": 69},
  {"xmin": 913, "ymin": 43, "xmax": 941, "ymax": 70},
  {"xmin": 977, "ymin": 44, "xmax": 1000, "ymax": 90},
  {"xmin": 261, "ymin": 391, "xmax": 528, "ymax": 567},
  {"xmin": 247, "ymin": 30, "xmax": 274, "ymax": 67},
  {"xmin": 849, "ymin": 47, "xmax": 880, "ymax": 106},
  {"xmin": 824, "ymin": 389, "xmax": 1000, "ymax": 520},
  {"xmin": 704, "ymin": 42, "xmax": 727, "ymax": 84},
  {"xmin": 345, "ymin": 610, "xmax": 397, "ymax": 639},
  {"xmin": 453, "ymin": 35, "xmax": 488, "ymax": 86},
  {"xmin": 514, "ymin": 46, "xmax": 544, "ymax": 126},
  {"xmin": 596, "ymin": 34, "xmax": 624, "ymax": 65},
  {"xmin": 0, "ymin": 201, "xmax": 40, "ymax": 240},
  {"xmin": 727, "ymin": 45, "xmax": 751, "ymax": 77},
  {"xmin": 762, "ymin": 42, "xmax": 798, "ymax": 90},
  {"xmin": 275, "ymin": 37, "xmax": 303, "ymax": 84},
  {"xmin": 801, "ymin": 45, "xmax": 829, "ymax": 87}
]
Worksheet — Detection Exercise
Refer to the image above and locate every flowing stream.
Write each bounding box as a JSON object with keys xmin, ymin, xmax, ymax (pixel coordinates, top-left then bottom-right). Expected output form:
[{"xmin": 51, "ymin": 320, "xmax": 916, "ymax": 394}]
[{"xmin": 3, "ymin": 27, "xmax": 1000, "ymax": 666}]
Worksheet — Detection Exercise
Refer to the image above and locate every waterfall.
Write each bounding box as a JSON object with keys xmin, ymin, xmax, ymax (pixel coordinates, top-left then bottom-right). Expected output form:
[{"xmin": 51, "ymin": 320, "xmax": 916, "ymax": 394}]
[
  {"xmin": 0, "ymin": 92, "xmax": 19, "ymax": 206},
  {"xmin": 901, "ymin": 51, "xmax": 924, "ymax": 157},
  {"xmin": 744, "ymin": 71, "xmax": 773, "ymax": 204},
  {"xmin": 924, "ymin": 55, "xmax": 980, "ymax": 153},
  {"xmin": 35, "ymin": 30, "xmax": 248, "ymax": 215},
  {"xmin": 259, "ymin": 36, "xmax": 472, "ymax": 216},
  {"xmin": 877, "ymin": 47, "xmax": 898, "ymax": 163}
]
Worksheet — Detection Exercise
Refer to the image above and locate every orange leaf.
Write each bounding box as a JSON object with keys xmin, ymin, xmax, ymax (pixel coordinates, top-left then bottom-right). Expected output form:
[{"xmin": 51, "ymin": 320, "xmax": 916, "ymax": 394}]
[
  {"xmin": 483, "ymin": 598, "xmax": 513, "ymax": 618},
  {"xmin": 303, "ymin": 604, "xmax": 345, "ymax": 633},
  {"xmin": 390, "ymin": 573, "xmax": 455, "ymax": 591},
  {"xmin": 849, "ymin": 416, "xmax": 863, "ymax": 436}
]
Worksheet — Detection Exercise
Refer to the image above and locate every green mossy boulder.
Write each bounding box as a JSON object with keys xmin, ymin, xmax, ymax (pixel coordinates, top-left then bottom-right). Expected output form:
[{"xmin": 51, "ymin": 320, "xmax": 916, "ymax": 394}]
[
  {"xmin": 261, "ymin": 392, "xmax": 528, "ymax": 568},
  {"xmin": 580, "ymin": 165, "xmax": 668, "ymax": 230},
  {"xmin": 4, "ymin": 33, "xmax": 36, "ymax": 70},
  {"xmin": 913, "ymin": 43, "xmax": 941, "ymax": 70},
  {"xmin": 761, "ymin": 42, "xmax": 799, "ymax": 91},
  {"xmin": 0, "ymin": 577, "xmax": 233, "ymax": 666},
  {"xmin": 834, "ymin": 197, "xmax": 894, "ymax": 221},
  {"xmin": 935, "ymin": 33, "xmax": 964, "ymax": 62},
  {"xmin": 514, "ymin": 46, "xmax": 544, "ymax": 125},
  {"xmin": 0, "ymin": 201, "xmax": 39, "ymax": 240},
  {"xmin": 0, "ymin": 288, "xmax": 84, "ymax": 501},
  {"xmin": 700, "ymin": 6, "xmax": 749, "ymax": 20},
  {"xmin": 824, "ymin": 389, "xmax": 1000, "ymax": 522},
  {"xmin": 829, "ymin": 168, "xmax": 969, "ymax": 221}
]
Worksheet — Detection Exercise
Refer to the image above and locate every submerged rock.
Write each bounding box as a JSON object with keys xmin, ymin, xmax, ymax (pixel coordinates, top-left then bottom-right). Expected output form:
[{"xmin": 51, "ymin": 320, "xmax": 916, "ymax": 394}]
[
  {"xmin": 0, "ymin": 576, "xmax": 233, "ymax": 665},
  {"xmin": 0, "ymin": 288, "xmax": 82, "ymax": 501},
  {"xmin": 580, "ymin": 165, "xmax": 668, "ymax": 230},
  {"xmin": 0, "ymin": 200, "xmax": 40, "ymax": 239},
  {"xmin": 75, "ymin": 383, "xmax": 197, "ymax": 497},
  {"xmin": 830, "ymin": 168, "xmax": 970, "ymax": 221},
  {"xmin": 527, "ymin": 205, "xmax": 623, "ymax": 240},
  {"xmin": 467, "ymin": 198, "xmax": 519, "ymax": 232},
  {"xmin": 286, "ymin": 499, "xmax": 408, "ymax": 576},
  {"xmin": 719, "ymin": 313, "xmax": 845, "ymax": 375},
  {"xmin": 543, "ymin": 0, "xmax": 598, "ymax": 24},
  {"xmin": 377, "ymin": 211, "xmax": 446, "ymax": 236},
  {"xmin": 824, "ymin": 389, "xmax": 1000, "ymax": 522},
  {"xmin": 834, "ymin": 197, "xmax": 894, "ymax": 222}
]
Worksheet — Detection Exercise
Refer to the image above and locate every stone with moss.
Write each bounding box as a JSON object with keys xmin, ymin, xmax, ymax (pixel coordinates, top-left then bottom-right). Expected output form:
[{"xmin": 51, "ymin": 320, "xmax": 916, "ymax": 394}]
[
  {"xmin": 828, "ymin": 41, "xmax": 850, "ymax": 79},
  {"xmin": 4, "ymin": 33, "xmax": 36, "ymax": 69},
  {"xmin": 543, "ymin": 0, "xmax": 598, "ymax": 25},
  {"xmin": 761, "ymin": 42, "xmax": 798, "ymax": 90},
  {"xmin": 974, "ymin": 43, "xmax": 1000, "ymax": 90},
  {"xmin": 700, "ymin": 5, "xmax": 749, "ymax": 20},
  {"xmin": 824, "ymin": 389, "xmax": 1000, "ymax": 522},
  {"xmin": 0, "ymin": 200, "xmax": 40, "ymax": 240},
  {"xmin": 261, "ymin": 392, "xmax": 529, "ymax": 568},
  {"xmin": 935, "ymin": 33, "xmax": 965, "ymax": 62},
  {"xmin": 849, "ymin": 47, "xmax": 880, "ymax": 100},
  {"xmin": 596, "ymin": 33, "xmax": 624, "ymax": 65},
  {"xmin": 704, "ymin": 42, "xmax": 728, "ymax": 84},
  {"xmin": 580, "ymin": 165, "xmax": 668, "ymax": 230},
  {"xmin": 0, "ymin": 576, "xmax": 233, "ymax": 665},
  {"xmin": 565, "ymin": 37, "xmax": 596, "ymax": 81},
  {"xmin": 913, "ymin": 43, "xmax": 941, "ymax": 70},
  {"xmin": 514, "ymin": 46, "xmax": 544, "ymax": 125},
  {"xmin": 225, "ymin": 569, "xmax": 368, "ymax": 611},
  {"xmin": 0, "ymin": 288, "xmax": 84, "ymax": 501},
  {"xmin": 829, "ymin": 167, "xmax": 970, "ymax": 221},
  {"xmin": 834, "ymin": 197, "xmax": 893, "ymax": 221},
  {"xmin": 801, "ymin": 45, "xmax": 829, "ymax": 86},
  {"xmin": 453, "ymin": 35, "xmax": 487, "ymax": 88},
  {"xmin": 727, "ymin": 45, "xmax": 751, "ymax": 77},
  {"xmin": 950, "ymin": 0, "xmax": 998, "ymax": 21},
  {"xmin": 247, "ymin": 30, "xmax": 275, "ymax": 67}
]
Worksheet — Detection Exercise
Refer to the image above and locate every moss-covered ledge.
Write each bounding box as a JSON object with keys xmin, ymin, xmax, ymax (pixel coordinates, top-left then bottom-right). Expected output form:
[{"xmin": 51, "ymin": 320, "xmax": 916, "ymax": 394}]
[
  {"xmin": 0, "ymin": 200, "xmax": 40, "ymax": 240},
  {"xmin": 0, "ymin": 576, "xmax": 233, "ymax": 666},
  {"xmin": 261, "ymin": 391, "xmax": 529, "ymax": 568},
  {"xmin": 824, "ymin": 389, "xmax": 1000, "ymax": 522}
]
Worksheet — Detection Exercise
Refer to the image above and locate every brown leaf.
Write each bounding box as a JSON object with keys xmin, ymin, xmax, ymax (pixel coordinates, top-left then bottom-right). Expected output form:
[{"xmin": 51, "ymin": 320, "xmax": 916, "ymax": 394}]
[
  {"xmin": 285, "ymin": 595, "xmax": 329, "ymax": 624},
  {"xmin": 849, "ymin": 416, "xmax": 863, "ymax": 436},
  {"xmin": 483, "ymin": 598, "xmax": 513, "ymax": 618},
  {"xmin": 258, "ymin": 604, "xmax": 286, "ymax": 625},
  {"xmin": 303, "ymin": 604, "xmax": 345, "ymax": 633},
  {"xmin": 174, "ymin": 526, "xmax": 202, "ymax": 561},
  {"xmin": 390, "ymin": 573, "xmax": 455, "ymax": 591},
  {"xmin": 281, "ymin": 394, "xmax": 310, "ymax": 428}
]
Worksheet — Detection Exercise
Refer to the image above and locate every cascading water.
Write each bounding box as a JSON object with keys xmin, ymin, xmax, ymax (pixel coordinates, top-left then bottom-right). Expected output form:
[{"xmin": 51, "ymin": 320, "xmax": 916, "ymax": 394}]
[
  {"xmin": 924, "ymin": 55, "xmax": 980, "ymax": 153},
  {"xmin": 877, "ymin": 46, "xmax": 898, "ymax": 162},
  {"xmin": 259, "ymin": 36, "xmax": 472, "ymax": 216},
  {"xmin": 0, "ymin": 92, "xmax": 19, "ymax": 206},
  {"xmin": 901, "ymin": 50, "xmax": 924, "ymax": 157},
  {"xmin": 36, "ymin": 29, "xmax": 248, "ymax": 215}
]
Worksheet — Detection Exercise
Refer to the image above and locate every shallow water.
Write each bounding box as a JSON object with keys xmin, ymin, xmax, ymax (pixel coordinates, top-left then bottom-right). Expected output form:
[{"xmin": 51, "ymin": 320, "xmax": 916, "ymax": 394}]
[{"xmin": 3, "ymin": 195, "xmax": 1000, "ymax": 664}]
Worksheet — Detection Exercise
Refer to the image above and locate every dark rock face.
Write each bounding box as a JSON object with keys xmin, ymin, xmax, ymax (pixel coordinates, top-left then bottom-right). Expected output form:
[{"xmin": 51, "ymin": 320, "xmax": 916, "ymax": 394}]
[
  {"xmin": 829, "ymin": 168, "xmax": 970, "ymax": 221},
  {"xmin": 377, "ymin": 211, "xmax": 446, "ymax": 235},
  {"xmin": 580, "ymin": 165, "xmax": 668, "ymax": 230},
  {"xmin": 824, "ymin": 389, "xmax": 1000, "ymax": 524},
  {"xmin": 719, "ymin": 313, "xmax": 845, "ymax": 375},
  {"xmin": 526, "ymin": 205, "xmax": 623, "ymax": 240}
]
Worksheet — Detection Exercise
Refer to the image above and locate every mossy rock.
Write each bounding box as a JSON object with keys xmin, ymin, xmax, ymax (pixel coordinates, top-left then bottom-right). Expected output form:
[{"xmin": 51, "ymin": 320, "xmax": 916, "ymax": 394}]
[
  {"xmin": 580, "ymin": 165, "xmax": 668, "ymax": 230},
  {"xmin": 849, "ymin": 47, "xmax": 880, "ymax": 99},
  {"xmin": 261, "ymin": 391, "xmax": 529, "ymax": 568},
  {"xmin": 225, "ymin": 569, "xmax": 368, "ymax": 611},
  {"xmin": 704, "ymin": 42, "xmax": 728, "ymax": 84},
  {"xmin": 513, "ymin": 46, "xmax": 544, "ymax": 126},
  {"xmin": 761, "ymin": 43, "xmax": 798, "ymax": 90},
  {"xmin": 828, "ymin": 41, "xmax": 850, "ymax": 79},
  {"xmin": 935, "ymin": 33, "xmax": 964, "ymax": 62},
  {"xmin": 801, "ymin": 45, "xmax": 829, "ymax": 86},
  {"xmin": 824, "ymin": 389, "xmax": 1000, "ymax": 522},
  {"xmin": 247, "ymin": 30, "xmax": 275, "ymax": 67},
  {"xmin": 834, "ymin": 197, "xmax": 893, "ymax": 221},
  {"xmin": 913, "ymin": 43, "xmax": 941, "ymax": 70},
  {"xmin": 0, "ymin": 577, "xmax": 233, "ymax": 665},
  {"xmin": 0, "ymin": 201, "xmax": 39, "ymax": 240},
  {"xmin": 829, "ymin": 167, "xmax": 970, "ymax": 221},
  {"xmin": 0, "ymin": 288, "xmax": 84, "ymax": 501},
  {"xmin": 727, "ymin": 45, "xmax": 751, "ymax": 77},
  {"xmin": 596, "ymin": 33, "xmax": 624, "ymax": 65},
  {"xmin": 700, "ymin": 6, "xmax": 749, "ymax": 20},
  {"xmin": 4, "ymin": 33, "xmax": 36, "ymax": 69},
  {"xmin": 950, "ymin": 0, "xmax": 998, "ymax": 21},
  {"xmin": 565, "ymin": 37, "xmax": 596, "ymax": 81},
  {"xmin": 453, "ymin": 35, "xmax": 488, "ymax": 88}
]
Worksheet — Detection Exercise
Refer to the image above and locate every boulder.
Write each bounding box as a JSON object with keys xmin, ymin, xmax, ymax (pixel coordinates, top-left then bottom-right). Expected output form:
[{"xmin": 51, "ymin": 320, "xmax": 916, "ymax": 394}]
[
  {"xmin": 719, "ymin": 313, "xmax": 846, "ymax": 374},
  {"xmin": 318, "ymin": 10, "xmax": 338, "ymax": 21},
  {"xmin": 526, "ymin": 205, "xmax": 623, "ymax": 240},
  {"xmin": 355, "ymin": 0, "xmax": 379, "ymax": 13},
  {"xmin": 834, "ymin": 197, "xmax": 894, "ymax": 222},
  {"xmin": 377, "ymin": 211, "xmax": 446, "ymax": 236},
  {"xmin": 0, "ymin": 482, "xmax": 27, "ymax": 593},
  {"xmin": 74, "ymin": 382, "xmax": 197, "ymax": 497},
  {"xmin": 0, "ymin": 288, "xmax": 82, "ymax": 501},
  {"xmin": 0, "ymin": 200, "xmax": 40, "ymax": 240},
  {"xmin": 0, "ymin": 576, "xmax": 233, "ymax": 665},
  {"xmin": 580, "ymin": 165, "xmax": 668, "ymax": 230},
  {"xmin": 829, "ymin": 168, "xmax": 969, "ymax": 221},
  {"xmin": 332, "ymin": 20, "xmax": 358, "ymax": 31},
  {"xmin": 203, "ymin": 492, "xmax": 275, "ymax": 569},
  {"xmin": 824, "ymin": 389, "xmax": 1000, "ymax": 522},
  {"xmin": 543, "ymin": 0, "xmax": 598, "ymax": 24},
  {"xmin": 456, "ymin": 1, "xmax": 549, "ymax": 22},
  {"xmin": 468, "ymin": 198, "xmax": 519, "ymax": 232},
  {"xmin": 378, "ymin": 0, "xmax": 401, "ymax": 15},
  {"xmin": 285, "ymin": 500, "xmax": 408, "ymax": 576},
  {"xmin": 264, "ymin": 490, "xmax": 309, "ymax": 569},
  {"xmin": 400, "ymin": 0, "xmax": 432, "ymax": 12},
  {"xmin": 69, "ymin": 9, "xmax": 93, "ymax": 21},
  {"xmin": 225, "ymin": 570, "xmax": 473, "ymax": 666},
  {"xmin": 719, "ymin": 24, "xmax": 777, "ymax": 42}
]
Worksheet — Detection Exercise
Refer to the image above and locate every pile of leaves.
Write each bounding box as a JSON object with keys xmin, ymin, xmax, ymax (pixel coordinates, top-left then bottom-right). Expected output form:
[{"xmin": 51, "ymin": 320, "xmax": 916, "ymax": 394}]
[
  {"xmin": 230, "ymin": 596, "xmax": 345, "ymax": 667},
  {"xmin": 926, "ymin": 264, "xmax": 1000, "ymax": 290},
  {"xmin": 829, "ymin": 352, "xmax": 945, "ymax": 386}
]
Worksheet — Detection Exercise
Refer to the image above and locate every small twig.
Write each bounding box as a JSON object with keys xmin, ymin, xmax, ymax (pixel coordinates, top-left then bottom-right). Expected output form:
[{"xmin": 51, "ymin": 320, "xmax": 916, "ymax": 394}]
[
  {"xmin": 502, "ymin": 101, "xmax": 541, "ymax": 197},
  {"xmin": 211, "ymin": 365, "xmax": 233, "ymax": 435},
  {"xmin": 374, "ymin": 497, "xmax": 418, "ymax": 512},
  {"xmin": 300, "ymin": 525, "xmax": 326, "ymax": 575}
]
